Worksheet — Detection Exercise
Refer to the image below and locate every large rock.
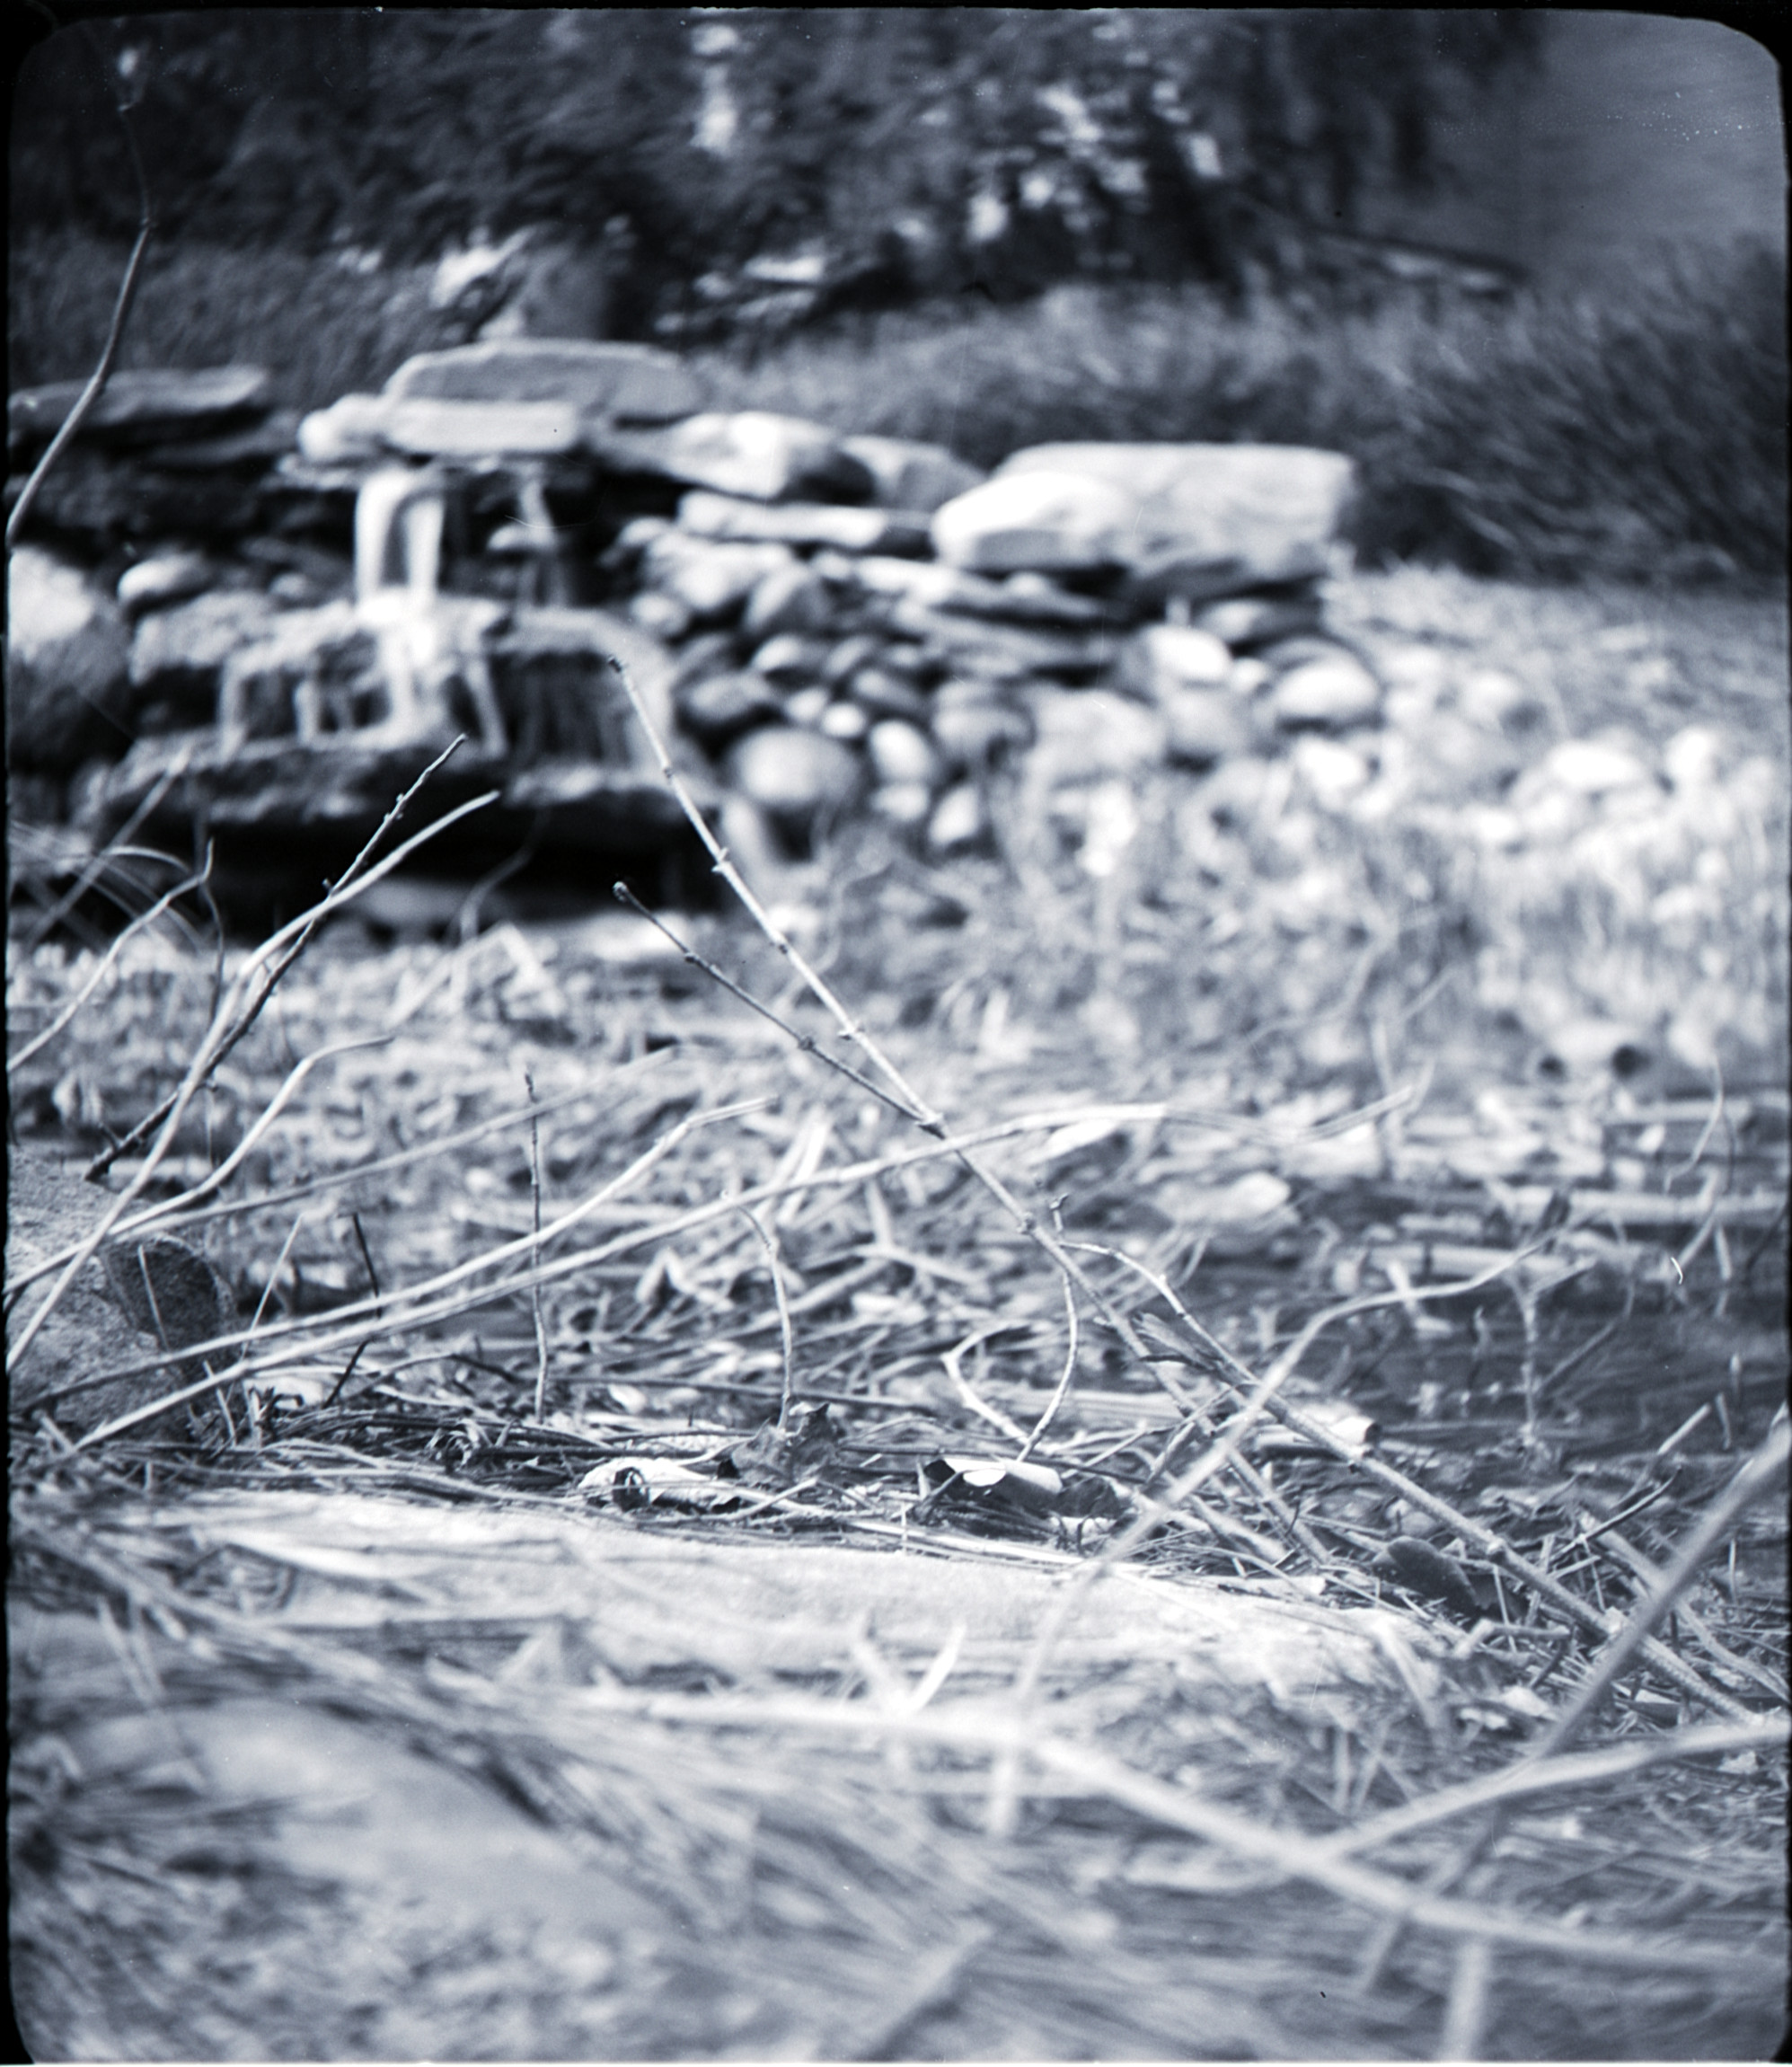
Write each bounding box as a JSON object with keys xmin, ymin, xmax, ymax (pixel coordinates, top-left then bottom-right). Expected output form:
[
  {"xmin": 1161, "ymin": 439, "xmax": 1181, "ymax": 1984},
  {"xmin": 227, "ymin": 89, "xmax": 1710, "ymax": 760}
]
[
  {"xmin": 130, "ymin": 411, "xmax": 301, "ymax": 473},
  {"xmin": 5, "ymin": 548, "xmax": 133, "ymax": 773},
  {"xmin": 997, "ymin": 444, "xmax": 1355, "ymax": 598},
  {"xmin": 842, "ymin": 666, "xmax": 929, "ymax": 723},
  {"xmin": 1028, "ymin": 687, "xmax": 1167, "ymax": 779},
  {"xmin": 1196, "ymin": 587, "xmax": 1326, "ymax": 649},
  {"xmin": 839, "ymin": 435, "xmax": 985, "ymax": 513},
  {"xmin": 724, "ymin": 724, "xmax": 864, "ymax": 830},
  {"xmin": 384, "ymin": 339, "xmax": 704, "ymax": 425},
  {"xmin": 866, "ymin": 719, "xmax": 940, "ymax": 789},
  {"xmin": 5, "ymin": 445, "xmax": 269, "ymax": 543},
  {"xmin": 929, "ymin": 683, "xmax": 1035, "ymax": 771},
  {"xmin": 130, "ymin": 590, "xmax": 286, "ymax": 730},
  {"xmin": 8, "ymin": 365, "xmax": 272, "ymax": 455},
  {"xmin": 931, "ymin": 470, "xmax": 1134, "ymax": 575},
  {"xmin": 675, "ymin": 492, "xmax": 928, "ymax": 556},
  {"xmin": 748, "ymin": 633, "xmax": 830, "ymax": 689},
  {"xmin": 8, "ymin": 1150, "xmax": 236, "ymax": 1436},
  {"xmin": 927, "ymin": 781, "xmax": 989, "ymax": 852},
  {"xmin": 675, "ymin": 670, "xmax": 783, "ymax": 750},
  {"xmin": 639, "ymin": 531, "xmax": 796, "ymax": 622},
  {"xmin": 592, "ymin": 412, "xmax": 875, "ymax": 503},
  {"xmin": 296, "ymin": 393, "xmax": 393, "ymax": 465}
]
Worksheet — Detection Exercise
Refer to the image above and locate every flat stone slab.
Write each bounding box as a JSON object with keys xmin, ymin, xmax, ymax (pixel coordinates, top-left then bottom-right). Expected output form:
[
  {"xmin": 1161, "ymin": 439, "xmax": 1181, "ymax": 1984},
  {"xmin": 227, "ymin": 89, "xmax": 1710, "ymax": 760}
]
[
  {"xmin": 676, "ymin": 491, "xmax": 929, "ymax": 556},
  {"xmin": 73, "ymin": 731, "xmax": 698, "ymax": 861},
  {"xmin": 384, "ymin": 339, "xmax": 705, "ymax": 424},
  {"xmin": 8, "ymin": 366, "xmax": 273, "ymax": 453},
  {"xmin": 590, "ymin": 411, "xmax": 875, "ymax": 504},
  {"xmin": 380, "ymin": 397, "xmax": 588, "ymax": 458},
  {"xmin": 999, "ymin": 443, "xmax": 1356, "ymax": 589},
  {"xmin": 840, "ymin": 434, "xmax": 985, "ymax": 513}
]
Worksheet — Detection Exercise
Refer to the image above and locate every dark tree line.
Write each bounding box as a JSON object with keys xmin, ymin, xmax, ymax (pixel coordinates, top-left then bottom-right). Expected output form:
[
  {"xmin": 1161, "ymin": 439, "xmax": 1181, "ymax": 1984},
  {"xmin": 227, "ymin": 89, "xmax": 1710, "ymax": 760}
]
[{"xmin": 13, "ymin": 10, "xmax": 1541, "ymax": 332}]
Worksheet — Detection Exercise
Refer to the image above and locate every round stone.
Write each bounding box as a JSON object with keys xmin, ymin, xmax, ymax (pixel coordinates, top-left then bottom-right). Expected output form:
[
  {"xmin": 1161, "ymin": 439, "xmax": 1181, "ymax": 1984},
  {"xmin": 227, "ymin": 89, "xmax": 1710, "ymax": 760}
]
[
  {"xmin": 726, "ymin": 725, "xmax": 864, "ymax": 825},
  {"xmin": 867, "ymin": 718, "xmax": 940, "ymax": 787},
  {"xmin": 872, "ymin": 781, "xmax": 933, "ymax": 827}
]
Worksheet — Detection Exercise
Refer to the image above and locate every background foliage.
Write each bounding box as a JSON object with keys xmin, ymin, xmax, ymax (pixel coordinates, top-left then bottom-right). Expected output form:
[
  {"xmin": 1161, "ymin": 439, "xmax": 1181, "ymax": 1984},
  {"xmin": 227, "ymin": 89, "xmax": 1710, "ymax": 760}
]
[{"xmin": 13, "ymin": 11, "xmax": 1541, "ymax": 309}]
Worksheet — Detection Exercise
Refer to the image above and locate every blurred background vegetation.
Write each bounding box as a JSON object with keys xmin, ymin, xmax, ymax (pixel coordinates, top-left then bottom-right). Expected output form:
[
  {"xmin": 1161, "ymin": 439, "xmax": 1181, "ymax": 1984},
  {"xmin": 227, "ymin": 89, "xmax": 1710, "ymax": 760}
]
[{"xmin": 10, "ymin": 9, "xmax": 1786, "ymax": 584}]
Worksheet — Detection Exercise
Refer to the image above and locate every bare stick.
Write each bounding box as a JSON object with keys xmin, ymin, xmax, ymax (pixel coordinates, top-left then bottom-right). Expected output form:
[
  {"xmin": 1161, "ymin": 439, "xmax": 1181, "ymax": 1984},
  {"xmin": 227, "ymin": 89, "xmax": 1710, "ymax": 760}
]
[
  {"xmin": 605, "ymin": 652, "xmax": 1237, "ymax": 1435},
  {"xmin": 1436, "ymin": 1936, "xmax": 1493, "ymax": 2063},
  {"xmin": 1015, "ymin": 1276, "xmax": 1080, "ymax": 1464},
  {"xmin": 614, "ymin": 884, "xmax": 927, "ymax": 1122},
  {"xmin": 1316, "ymin": 1716, "xmax": 1788, "ymax": 1861}
]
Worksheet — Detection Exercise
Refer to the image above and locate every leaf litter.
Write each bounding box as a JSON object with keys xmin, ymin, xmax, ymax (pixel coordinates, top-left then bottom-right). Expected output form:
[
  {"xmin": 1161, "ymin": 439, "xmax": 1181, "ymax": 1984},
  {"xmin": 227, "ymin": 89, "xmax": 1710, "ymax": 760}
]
[{"xmin": 8, "ymin": 636, "xmax": 1789, "ymax": 2061}]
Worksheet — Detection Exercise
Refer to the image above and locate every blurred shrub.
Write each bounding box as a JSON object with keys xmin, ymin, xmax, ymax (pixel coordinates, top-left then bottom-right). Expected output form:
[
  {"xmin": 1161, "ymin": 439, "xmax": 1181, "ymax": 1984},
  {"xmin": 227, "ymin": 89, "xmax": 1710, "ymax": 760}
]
[
  {"xmin": 8, "ymin": 232, "xmax": 446, "ymax": 411},
  {"xmin": 711, "ymin": 242, "xmax": 1787, "ymax": 584}
]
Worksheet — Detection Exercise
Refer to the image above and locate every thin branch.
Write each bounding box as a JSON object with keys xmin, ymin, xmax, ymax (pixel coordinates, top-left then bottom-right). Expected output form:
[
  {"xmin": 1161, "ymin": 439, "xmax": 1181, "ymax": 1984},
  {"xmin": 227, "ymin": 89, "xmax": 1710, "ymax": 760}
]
[
  {"xmin": 614, "ymin": 884, "xmax": 929, "ymax": 1123},
  {"xmin": 6, "ymin": 194, "xmax": 153, "ymax": 550},
  {"xmin": 1318, "ymin": 1716, "xmax": 1788, "ymax": 1860},
  {"xmin": 1015, "ymin": 1276, "xmax": 1080, "ymax": 1464},
  {"xmin": 525, "ymin": 1066, "xmax": 550, "ymax": 1421},
  {"xmin": 603, "ymin": 651, "xmax": 1235, "ymax": 1449}
]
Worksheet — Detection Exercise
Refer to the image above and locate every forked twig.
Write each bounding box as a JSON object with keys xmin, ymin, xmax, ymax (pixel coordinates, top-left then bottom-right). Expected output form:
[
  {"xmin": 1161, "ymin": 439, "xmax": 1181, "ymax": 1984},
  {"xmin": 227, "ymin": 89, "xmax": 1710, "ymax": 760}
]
[{"xmin": 604, "ymin": 651, "xmax": 1242, "ymax": 1449}]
